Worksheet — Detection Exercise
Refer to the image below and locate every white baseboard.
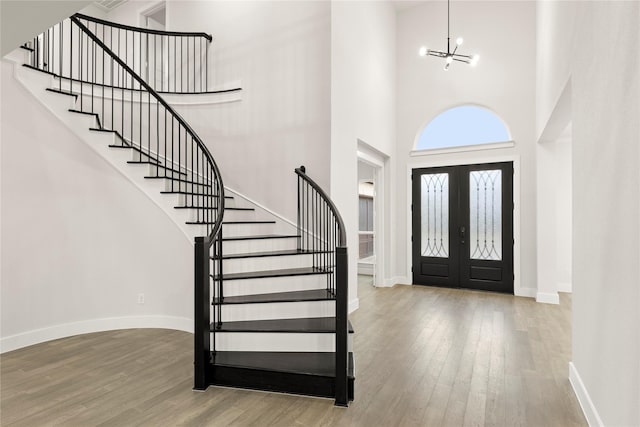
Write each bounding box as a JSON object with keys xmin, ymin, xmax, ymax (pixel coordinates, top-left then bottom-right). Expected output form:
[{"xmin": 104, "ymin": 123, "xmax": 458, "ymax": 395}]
[
  {"xmin": 357, "ymin": 263, "xmax": 374, "ymax": 276},
  {"xmin": 348, "ymin": 298, "xmax": 360, "ymax": 313},
  {"xmin": 0, "ymin": 315, "xmax": 192, "ymax": 354},
  {"xmin": 515, "ymin": 286, "xmax": 536, "ymax": 298},
  {"xmin": 569, "ymin": 362, "xmax": 604, "ymax": 427},
  {"xmin": 380, "ymin": 276, "xmax": 410, "ymax": 287},
  {"xmin": 558, "ymin": 281, "xmax": 573, "ymax": 293},
  {"xmin": 536, "ymin": 291, "xmax": 560, "ymax": 304}
]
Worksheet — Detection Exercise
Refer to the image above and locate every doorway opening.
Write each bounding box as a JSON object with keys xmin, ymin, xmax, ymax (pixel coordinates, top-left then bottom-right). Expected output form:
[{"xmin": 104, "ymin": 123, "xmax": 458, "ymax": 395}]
[
  {"xmin": 356, "ymin": 142, "xmax": 388, "ymax": 290},
  {"xmin": 412, "ymin": 161, "xmax": 514, "ymax": 293},
  {"xmin": 140, "ymin": 1, "xmax": 167, "ymax": 89},
  {"xmin": 357, "ymin": 163, "xmax": 375, "ymax": 283}
]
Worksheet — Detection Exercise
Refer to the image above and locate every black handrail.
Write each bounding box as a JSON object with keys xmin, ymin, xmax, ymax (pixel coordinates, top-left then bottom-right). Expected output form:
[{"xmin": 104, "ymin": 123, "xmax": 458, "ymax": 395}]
[
  {"xmin": 295, "ymin": 166, "xmax": 347, "ymax": 246},
  {"xmin": 73, "ymin": 13, "xmax": 212, "ymax": 93},
  {"xmin": 74, "ymin": 13, "xmax": 212, "ymax": 41},
  {"xmin": 295, "ymin": 166, "xmax": 349, "ymax": 406}
]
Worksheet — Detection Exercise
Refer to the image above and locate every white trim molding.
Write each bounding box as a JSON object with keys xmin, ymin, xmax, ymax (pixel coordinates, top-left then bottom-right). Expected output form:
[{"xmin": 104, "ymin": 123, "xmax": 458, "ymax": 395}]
[
  {"xmin": 536, "ymin": 291, "xmax": 560, "ymax": 305},
  {"xmin": 557, "ymin": 282, "xmax": 572, "ymax": 293},
  {"xmin": 0, "ymin": 315, "xmax": 192, "ymax": 354},
  {"xmin": 348, "ymin": 298, "xmax": 360, "ymax": 313},
  {"xmin": 410, "ymin": 140, "xmax": 515, "ymax": 157},
  {"xmin": 569, "ymin": 362, "xmax": 604, "ymax": 427}
]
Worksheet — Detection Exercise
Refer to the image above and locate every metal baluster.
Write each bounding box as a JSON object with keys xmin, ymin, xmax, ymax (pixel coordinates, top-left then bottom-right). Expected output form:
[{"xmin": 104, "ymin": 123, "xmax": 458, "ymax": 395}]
[
  {"xmin": 192, "ymin": 36, "xmax": 195, "ymax": 92},
  {"xmin": 79, "ymin": 29, "xmax": 83, "ymax": 110},
  {"xmin": 102, "ymin": 24, "xmax": 105, "ymax": 125},
  {"xmin": 60, "ymin": 21, "xmax": 63, "ymax": 90},
  {"xmin": 91, "ymin": 24, "xmax": 95, "ymax": 114}
]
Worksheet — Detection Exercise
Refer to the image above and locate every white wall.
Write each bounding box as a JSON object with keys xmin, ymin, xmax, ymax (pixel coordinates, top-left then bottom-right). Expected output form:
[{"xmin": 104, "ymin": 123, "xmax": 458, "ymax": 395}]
[
  {"xmin": 332, "ymin": 1, "xmax": 396, "ymax": 306},
  {"xmin": 555, "ymin": 131, "xmax": 572, "ymax": 292},
  {"xmin": 537, "ymin": 1, "xmax": 640, "ymax": 425},
  {"xmin": 0, "ymin": 59, "xmax": 193, "ymax": 352},
  {"xmin": 104, "ymin": 1, "xmax": 331, "ymax": 222},
  {"xmin": 396, "ymin": 2, "xmax": 537, "ymax": 294}
]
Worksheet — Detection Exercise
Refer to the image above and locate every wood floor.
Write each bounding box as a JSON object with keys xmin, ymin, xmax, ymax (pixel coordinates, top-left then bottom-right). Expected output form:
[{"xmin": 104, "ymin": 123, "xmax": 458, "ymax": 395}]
[{"xmin": 1, "ymin": 278, "xmax": 586, "ymax": 426}]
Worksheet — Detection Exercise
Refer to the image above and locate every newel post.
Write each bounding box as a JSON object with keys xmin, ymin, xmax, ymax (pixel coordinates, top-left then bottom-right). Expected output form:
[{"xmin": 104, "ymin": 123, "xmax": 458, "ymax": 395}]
[
  {"xmin": 193, "ymin": 236, "xmax": 210, "ymax": 391},
  {"xmin": 334, "ymin": 246, "xmax": 349, "ymax": 406}
]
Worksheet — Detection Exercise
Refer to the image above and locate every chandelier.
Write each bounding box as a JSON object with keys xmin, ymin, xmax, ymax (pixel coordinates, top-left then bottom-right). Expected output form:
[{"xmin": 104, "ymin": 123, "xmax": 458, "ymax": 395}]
[{"xmin": 419, "ymin": 0, "xmax": 479, "ymax": 70}]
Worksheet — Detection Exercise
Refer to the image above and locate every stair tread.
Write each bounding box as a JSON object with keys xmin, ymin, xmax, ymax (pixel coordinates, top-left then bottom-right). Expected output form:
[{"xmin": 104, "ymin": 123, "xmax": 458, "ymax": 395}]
[
  {"xmin": 212, "ymin": 351, "xmax": 354, "ymax": 378},
  {"xmin": 214, "ymin": 289, "xmax": 335, "ymax": 305},
  {"xmin": 175, "ymin": 206, "xmax": 254, "ymax": 211},
  {"xmin": 144, "ymin": 175, "xmax": 211, "ymax": 186},
  {"xmin": 127, "ymin": 159, "xmax": 162, "ymax": 166},
  {"xmin": 160, "ymin": 190, "xmax": 233, "ymax": 198},
  {"xmin": 46, "ymin": 88, "xmax": 77, "ymax": 98},
  {"xmin": 222, "ymin": 249, "xmax": 328, "ymax": 259},
  {"xmin": 223, "ymin": 220, "xmax": 275, "ymax": 224},
  {"xmin": 188, "ymin": 220, "xmax": 273, "ymax": 225},
  {"xmin": 222, "ymin": 234, "xmax": 298, "ymax": 242},
  {"xmin": 105, "ymin": 143, "xmax": 163, "ymax": 164},
  {"xmin": 212, "ymin": 317, "xmax": 354, "ymax": 333},
  {"xmin": 217, "ymin": 266, "xmax": 330, "ymax": 281},
  {"xmin": 126, "ymin": 161, "xmax": 187, "ymax": 176}
]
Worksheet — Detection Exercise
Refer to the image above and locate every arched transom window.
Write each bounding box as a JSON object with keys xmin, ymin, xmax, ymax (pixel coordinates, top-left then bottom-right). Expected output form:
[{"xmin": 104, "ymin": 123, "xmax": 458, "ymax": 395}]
[{"xmin": 415, "ymin": 105, "xmax": 511, "ymax": 151}]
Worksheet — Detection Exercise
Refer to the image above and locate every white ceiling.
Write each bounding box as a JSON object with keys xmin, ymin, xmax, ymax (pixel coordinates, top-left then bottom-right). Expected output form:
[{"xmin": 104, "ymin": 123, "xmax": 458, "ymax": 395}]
[{"xmin": 94, "ymin": 0, "xmax": 128, "ymax": 12}]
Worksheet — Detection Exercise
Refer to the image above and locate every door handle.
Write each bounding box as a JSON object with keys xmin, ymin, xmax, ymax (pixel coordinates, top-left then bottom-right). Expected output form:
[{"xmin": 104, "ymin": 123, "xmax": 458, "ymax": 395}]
[{"xmin": 460, "ymin": 226, "xmax": 465, "ymax": 244}]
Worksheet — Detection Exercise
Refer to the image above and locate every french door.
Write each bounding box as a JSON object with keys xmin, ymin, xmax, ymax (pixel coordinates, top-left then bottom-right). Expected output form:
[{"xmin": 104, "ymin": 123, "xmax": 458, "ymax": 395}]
[{"xmin": 411, "ymin": 162, "xmax": 514, "ymax": 293}]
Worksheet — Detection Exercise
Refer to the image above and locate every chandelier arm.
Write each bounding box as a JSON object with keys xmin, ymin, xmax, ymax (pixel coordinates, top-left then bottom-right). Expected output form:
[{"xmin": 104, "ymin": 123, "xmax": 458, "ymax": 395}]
[
  {"xmin": 452, "ymin": 53, "xmax": 472, "ymax": 59},
  {"xmin": 452, "ymin": 57, "xmax": 471, "ymax": 64}
]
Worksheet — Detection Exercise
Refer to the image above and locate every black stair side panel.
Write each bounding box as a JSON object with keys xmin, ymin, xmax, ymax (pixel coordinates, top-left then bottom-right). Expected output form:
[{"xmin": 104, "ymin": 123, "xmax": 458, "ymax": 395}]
[{"xmin": 210, "ymin": 365, "xmax": 337, "ymax": 399}]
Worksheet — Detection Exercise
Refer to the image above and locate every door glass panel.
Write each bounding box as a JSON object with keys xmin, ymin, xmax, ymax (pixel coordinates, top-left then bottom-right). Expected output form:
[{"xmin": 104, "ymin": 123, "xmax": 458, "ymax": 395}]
[
  {"xmin": 469, "ymin": 170, "xmax": 502, "ymax": 260},
  {"xmin": 421, "ymin": 173, "xmax": 449, "ymax": 258}
]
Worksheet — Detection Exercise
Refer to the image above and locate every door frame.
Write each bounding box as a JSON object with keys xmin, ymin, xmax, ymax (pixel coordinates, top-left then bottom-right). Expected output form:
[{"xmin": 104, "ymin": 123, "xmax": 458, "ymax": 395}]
[
  {"xmin": 407, "ymin": 153, "xmax": 524, "ymax": 296},
  {"xmin": 357, "ymin": 141, "xmax": 388, "ymax": 288}
]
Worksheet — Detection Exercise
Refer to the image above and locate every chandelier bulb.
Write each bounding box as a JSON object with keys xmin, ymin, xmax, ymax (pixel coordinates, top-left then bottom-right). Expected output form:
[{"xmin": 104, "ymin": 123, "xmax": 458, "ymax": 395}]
[
  {"xmin": 419, "ymin": 46, "xmax": 429, "ymax": 57},
  {"xmin": 456, "ymin": 37, "xmax": 464, "ymax": 46},
  {"xmin": 446, "ymin": 56, "xmax": 453, "ymax": 64},
  {"xmin": 470, "ymin": 54, "xmax": 480, "ymax": 66}
]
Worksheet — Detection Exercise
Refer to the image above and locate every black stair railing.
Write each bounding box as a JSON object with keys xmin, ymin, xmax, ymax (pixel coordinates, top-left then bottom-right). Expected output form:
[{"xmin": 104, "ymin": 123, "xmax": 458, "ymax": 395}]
[
  {"xmin": 26, "ymin": 13, "xmax": 212, "ymax": 94},
  {"xmin": 295, "ymin": 166, "xmax": 349, "ymax": 406},
  {"xmin": 23, "ymin": 16, "xmax": 224, "ymax": 391}
]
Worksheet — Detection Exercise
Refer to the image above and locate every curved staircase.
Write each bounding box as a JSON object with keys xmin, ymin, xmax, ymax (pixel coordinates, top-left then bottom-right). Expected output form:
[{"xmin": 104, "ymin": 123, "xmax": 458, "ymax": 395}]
[{"xmin": 7, "ymin": 13, "xmax": 354, "ymax": 406}]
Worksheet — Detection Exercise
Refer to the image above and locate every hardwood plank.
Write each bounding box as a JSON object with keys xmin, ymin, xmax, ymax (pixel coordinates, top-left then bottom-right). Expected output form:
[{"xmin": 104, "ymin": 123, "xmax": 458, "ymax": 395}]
[{"xmin": 0, "ymin": 279, "xmax": 587, "ymax": 427}]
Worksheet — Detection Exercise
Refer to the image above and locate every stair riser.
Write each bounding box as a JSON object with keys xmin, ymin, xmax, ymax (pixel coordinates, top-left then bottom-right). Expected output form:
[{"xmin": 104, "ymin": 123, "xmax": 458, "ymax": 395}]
[
  {"xmin": 220, "ymin": 254, "xmax": 315, "ymax": 274},
  {"xmin": 223, "ymin": 238, "xmax": 298, "ymax": 254},
  {"xmin": 175, "ymin": 193, "xmax": 235, "ymax": 208},
  {"xmin": 162, "ymin": 180, "xmax": 212, "ymax": 193},
  {"xmin": 215, "ymin": 301, "xmax": 335, "ymax": 322},
  {"xmin": 217, "ymin": 274, "xmax": 328, "ymax": 297},
  {"xmin": 222, "ymin": 223, "xmax": 275, "ymax": 238},
  {"xmin": 180, "ymin": 208, "xmax": 256, "ymax": 223},
  {"xmin": 107, "ymin": 145, "xmax": 158, "ymax": 164},
  {"xmin": 213, "ymin": 333, "xmax": 353, "ymax": 352},
  {"xmin": 209, "ymin": 366, "xmax": 341, "ymax": 400}
]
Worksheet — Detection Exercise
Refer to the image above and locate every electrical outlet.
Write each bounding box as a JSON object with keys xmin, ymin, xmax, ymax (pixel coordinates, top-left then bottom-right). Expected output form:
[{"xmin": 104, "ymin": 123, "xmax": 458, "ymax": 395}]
[{"xmin": 137, "ymin": 293, "xmax": 145, "ymax": 304}]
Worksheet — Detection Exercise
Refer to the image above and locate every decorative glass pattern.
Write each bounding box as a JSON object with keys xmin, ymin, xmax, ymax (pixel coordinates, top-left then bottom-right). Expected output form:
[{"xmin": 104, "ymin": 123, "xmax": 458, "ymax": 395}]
[
  {"xmin": 470, "ymin": 170, "xmax": 502, "ymax": 260},
  {"xmin": 421, "ymin": 173, "xmax": 449, "ymax": 258}
]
